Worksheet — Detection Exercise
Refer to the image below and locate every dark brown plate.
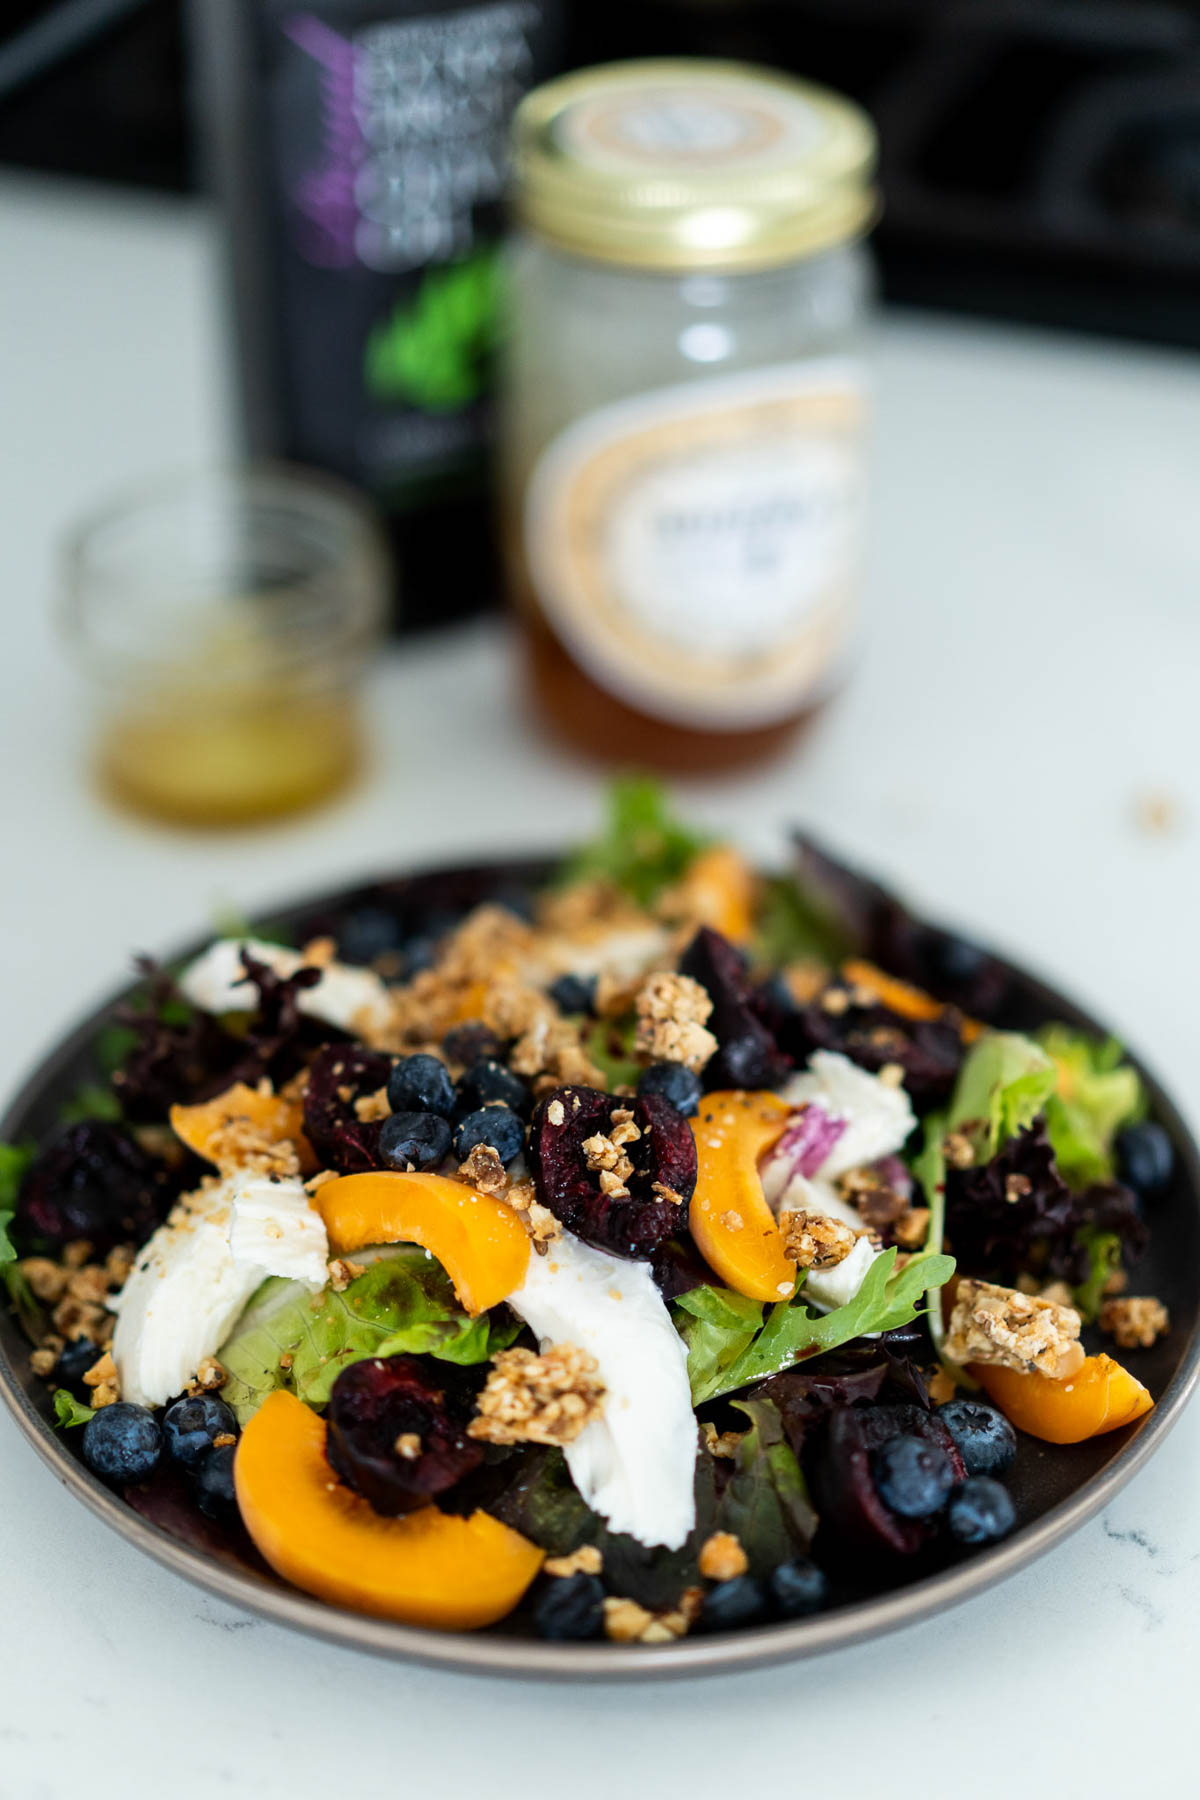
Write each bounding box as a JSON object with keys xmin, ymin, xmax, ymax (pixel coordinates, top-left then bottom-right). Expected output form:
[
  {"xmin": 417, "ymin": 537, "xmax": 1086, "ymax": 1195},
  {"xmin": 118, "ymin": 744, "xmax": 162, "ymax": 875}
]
[{"xmin": 2, "ymin": 856, "xmax": 1198, "ymax": 1680}]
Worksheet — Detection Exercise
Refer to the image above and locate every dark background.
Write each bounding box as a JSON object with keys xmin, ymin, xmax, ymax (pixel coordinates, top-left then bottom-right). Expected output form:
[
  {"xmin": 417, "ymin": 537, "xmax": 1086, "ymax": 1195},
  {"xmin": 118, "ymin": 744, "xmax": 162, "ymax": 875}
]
[{"xmin": 3, "ymin": 0, "xmax": 1200, "ymax": 347}]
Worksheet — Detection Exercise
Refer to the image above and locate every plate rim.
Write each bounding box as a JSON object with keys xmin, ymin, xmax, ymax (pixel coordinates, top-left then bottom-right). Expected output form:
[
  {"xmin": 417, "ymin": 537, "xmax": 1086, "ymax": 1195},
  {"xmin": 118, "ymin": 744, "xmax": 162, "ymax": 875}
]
[{"xmin": 3, "ymin": 854, "xmax": 1199, "ymax": 1681}]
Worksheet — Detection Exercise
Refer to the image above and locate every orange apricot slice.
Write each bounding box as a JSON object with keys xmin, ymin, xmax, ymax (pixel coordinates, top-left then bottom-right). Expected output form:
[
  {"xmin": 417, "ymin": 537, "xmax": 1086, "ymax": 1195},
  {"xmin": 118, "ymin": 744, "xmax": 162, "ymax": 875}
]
[
  {"xmin": 673, "ymin": 845, "xmax": 758, "ymax": 944},
  {"xmin": 842, "ymin": 958, "xmax": 982, "ymax": 1043},
  {"xmin": 313, "ymin": 1170, "xmax": 529, "ymax": 1315},
  {"xmin": 170, "ymin": 1082, "xmax": 316, "ymax": 1173},
  {"xmin": 235, "ymin": 1391, "xmax": 543, "ymax": 1629},
  {"xmin": 689, "ymin": 1090, "xmax": 795, "ymax": 1303},
  {"xmin": 974, "ymin": 1353, "xmax": 1154, "ymax": 1445}
]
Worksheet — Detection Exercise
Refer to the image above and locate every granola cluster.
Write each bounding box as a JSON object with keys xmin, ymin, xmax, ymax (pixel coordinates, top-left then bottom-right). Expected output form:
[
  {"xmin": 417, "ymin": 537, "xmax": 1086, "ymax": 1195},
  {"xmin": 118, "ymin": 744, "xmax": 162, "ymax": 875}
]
[
  {"xmin": 468, "ymin": 1343, "xmax": 605, "ymax": 1447},
  {"xmin": 698, "ymin": 1531, "xmax": 749, "ymax": 1582},
  {"xmin": 20, "ymin": 1240, "xmax": 133, "ymax": 1401},
  {"xmin": 1099, "ymin": 1295, "xmax": 1169, "ymax": 1349},
  {"xmin": 581, "ymin": 1107, "xmax": 642, "ymax": 1200},
  {"xmin": 778, "ymin": 1208, "xmax": 860, "ymax": 1271},
  {"xmin": 634, "ymin": 972, "xmax": 717, "ymax": 1073},
  {"xmin": 945, "ymin": 1277, "xmax": 1084, "ymax": 1377},
  {"xmin": 603, "ymin": 1589, "xmax": 704, "ymax": 1644}
]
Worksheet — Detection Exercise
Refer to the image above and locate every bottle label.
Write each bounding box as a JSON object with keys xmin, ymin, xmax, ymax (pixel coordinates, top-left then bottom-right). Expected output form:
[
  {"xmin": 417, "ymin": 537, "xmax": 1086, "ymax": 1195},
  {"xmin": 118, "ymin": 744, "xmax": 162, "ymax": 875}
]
[{"xmin": 524, "ymin": 358, "xmax": 866, "ymax": 730}]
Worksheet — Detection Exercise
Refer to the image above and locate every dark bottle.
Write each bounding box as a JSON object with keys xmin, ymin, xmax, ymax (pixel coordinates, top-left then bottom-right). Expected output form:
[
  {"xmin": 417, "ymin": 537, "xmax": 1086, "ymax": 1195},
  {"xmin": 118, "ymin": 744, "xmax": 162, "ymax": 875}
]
[{"xmin": 192, "ymin": 1, "xmax": 562, "ymax": 632}]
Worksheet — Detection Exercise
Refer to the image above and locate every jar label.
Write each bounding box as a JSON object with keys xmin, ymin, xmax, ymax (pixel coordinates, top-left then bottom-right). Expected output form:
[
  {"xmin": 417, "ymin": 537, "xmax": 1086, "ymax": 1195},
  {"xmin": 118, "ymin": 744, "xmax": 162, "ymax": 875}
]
[{"xmin": 524, "ymin": 358, "xmax": 866, "ymax": 730}]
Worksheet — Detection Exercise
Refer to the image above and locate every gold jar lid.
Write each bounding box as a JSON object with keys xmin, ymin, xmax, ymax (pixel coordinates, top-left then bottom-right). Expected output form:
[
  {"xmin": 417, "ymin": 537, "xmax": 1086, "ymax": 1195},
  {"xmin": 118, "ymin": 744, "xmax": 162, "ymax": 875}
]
[{"xmin": 511, "ymin": 58, "xmax": 878, "ymax": 273}]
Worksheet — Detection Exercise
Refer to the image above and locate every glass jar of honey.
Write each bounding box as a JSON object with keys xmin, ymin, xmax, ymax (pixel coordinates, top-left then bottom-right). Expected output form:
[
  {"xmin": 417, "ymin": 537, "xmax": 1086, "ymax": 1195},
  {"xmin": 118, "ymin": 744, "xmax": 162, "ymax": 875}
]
[
  {"xmin": 500, "ymin": 59, "xmax": 878, "ymax": 770},
  {"xmin": 62, "ymin": 466, "xmax": 389, "ymax": 826}
]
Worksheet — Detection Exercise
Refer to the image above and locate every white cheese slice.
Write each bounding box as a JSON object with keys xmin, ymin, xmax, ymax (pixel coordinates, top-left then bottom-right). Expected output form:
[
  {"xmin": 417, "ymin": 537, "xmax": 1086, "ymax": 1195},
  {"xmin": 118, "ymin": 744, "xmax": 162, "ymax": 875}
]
[
  {"xmin": 111, "ymin": 1172, "xmax": 328, "ymax": 1408},
  {"xmin": 180, "ymin": 938, "xmax": 393, "ymax": 1038},
  {"xmin": 804, "ymin": 1234, "xmax": 880, "ymax": 1312},
  {"xmin": 537, "ymin": 924, "xmax": 673, "ymax": 984},
  {"xmin": 779, "ymin": 1050, "xmax": 915, "ymax": 1180},
  {"xmin": 507, "ymin": 1231, "xmax": 697, "ymax": 1550}
]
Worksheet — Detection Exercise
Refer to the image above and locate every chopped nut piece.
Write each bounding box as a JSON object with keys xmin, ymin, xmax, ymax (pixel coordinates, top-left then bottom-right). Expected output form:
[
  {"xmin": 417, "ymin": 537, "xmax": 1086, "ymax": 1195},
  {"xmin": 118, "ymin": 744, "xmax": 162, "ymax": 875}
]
[
  {"xmin": 353, "ymin": 1087, "xmax": 391, "ymax": 1124},
  {"xmin": 945, "ymin": 1278, "xmax": 1083, "ymax": 1378},
  {"xmin": 582, "ymin": 1131, "xmax": 634, "ymax": 1199},
  {"xmin": 891, "ymin": 1206, "xmax": 930, "ymax": 1249},
  {"xmin": 779, "ymin": 1209, "xmax": 859, "ymax": 1271},
  {"xmin": 82, "ymin": 1350, "xmax": 117, "ymax": 1390},
  {"xmin": 301, "ymin": 936, "xmax": 337, "ymax": 968},
  {"xmin": 327, "ymin": 1258, "xmax": 366, "ymax": 1292},
  {"xmin": 212, "ymin": 1432, "xmax": 237, "ymax": 1449},
  {"xmin": 634, "ymin": 972, "xmax": 717, "ymax": 1073},
  {"xmin": 602, "ymin": 1597, "xmax": 656, "ymax": 1643},
  {"xmin": 701, "ymin": 1421, "xmax": 745, "ymax": 1459},
  {"xmin": 104, "ymin": 1245, "xmax": 135, "ymax": 1288},
  {"xmin": 877, "ymin": 1062, "xmax": 906, "ymax": 1089},
  {"xmin": 456, "ymin": 1143, "xmax": 509, "ymax": 1197},
  {"xmin": 19, "ymin": 1258, "xmax": 67, "ymax": 1303},
  {"xmin": 468, "ymin": 1343, "xmax": 605, "ymax": 1447},
  {"xmin": 544, "ymin": 1545, "xmax": 603, "ymax": 1578},
  {"xmin": 62, "ymin": 1241, "xmax": 93, "ymax": 1271},
  {"xmin": 90, "ymin": 1382, "xmax": 120, "ymax": 1409},
  {"xmin": 1004, "ymin": 1173, "xmax": 1032, "ymax": 1205},
  {"xmin": 1037, "ymin": 1280, "xmax": 1075, "ymax": 1308},
  {"xmin": 394, "ymin": 1432, "xmax": 422, "ymax": 1461},
  {"xmin": 304, "ymin": 1168, "xmax": 338, "ymax": 1196},
  {"xmin": 820, "ymin": 987, "xmax": 850, "ymax": 1016},
  {"xmin": 1099, "ymin": 1295, "xmax": 1169, "ymax": 1350},
  {"xmin": 66, "ymin": 1265, "xmax": 111, "ymax": 1306},
  {"xmin": 188, "ymin": 1357, "xmax": 227, "ymax": 1395},
  {"xmin": 651, "ymin": 1181, "xmax": 683, "ymax": 1207},
  {"xmin": 943, "ymin": 1131, "xmax": 976, "ymax": 1170},
  {"xmin": 1103, "ymin": 1267, "xmax": 1128, "ymax": 1297},
  {"xmin": 51, "ymin": 1297, "xmax": 108, "ymax": 1343},
  {"xmin": 926, "ymin": 1366, "xmax": 957, "ymax": 1405},
  {"xmin": 698, "ymin": 1531, "xmax": 749, "ymax": 1582},
  {"xmin": 719, "ymin": 1209, "xmax": 744, "ymax": 1231},
  {"xmin": 29, "ymin": 1348, "xmax": 57, "ymax": 1377},
  {"xmin": 278, "ymin": 1351, "xmax": 294, "ymax": 1371},
  {"xmin": 546, "ymin": 1099, "xmax": 565, "ymax": 1127},
  {"xmin": 782, "ymin": 960, "xmax": 828, "ymax": 1006},
  {"xmin": 840, "ymin": 1167, "xmax": 908, "ymax": 1233},
  {"xmin": 608, "ymin": 1106, "xmax": 642, "ymax": 1149}
]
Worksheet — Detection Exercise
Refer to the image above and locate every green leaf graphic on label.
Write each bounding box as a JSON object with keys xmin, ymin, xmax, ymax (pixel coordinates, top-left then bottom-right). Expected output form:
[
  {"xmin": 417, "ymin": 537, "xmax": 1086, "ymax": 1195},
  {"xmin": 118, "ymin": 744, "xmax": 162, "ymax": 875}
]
[{"xmin": 365, "ymin": 251, "xmax": 500, "ymax": 412}]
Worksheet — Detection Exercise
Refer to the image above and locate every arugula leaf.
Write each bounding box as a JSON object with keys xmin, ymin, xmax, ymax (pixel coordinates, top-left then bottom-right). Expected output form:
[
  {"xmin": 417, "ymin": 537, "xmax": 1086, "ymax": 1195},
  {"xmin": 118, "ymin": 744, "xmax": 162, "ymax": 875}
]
[
  {"xmin": 674, "ymin": 1249, "xmax": 956, "ymax": 1405},
  {"xmin": 580, "ymin": 1015, "xmax": 641, "ymax": 1090},
  {"xmin": 0, "ymin": 1141, "xmax": 35, "ymax": 1265},
  {"xmin": 753, "ymin": 874, "xmax": 850, "ymax": 971},
  {"xmin": 559, "ymin": 777, "xmax": 711, "ymax": 909},
  {"xmin": 58, "ymin": 1082, "xmax": 123, "ymax": 1126},
  {"xmin": 218, "ymin": 1251, "xmax": 520, "ymax": 1425},
  {"xmin": 52, "ymin": 1389, "xmax": 94, "ymax": 1429},
  {"xmin": 718, "ymin": 1397, "xmax": 817, "ymax": 1570},
  {"xmin": 1073, "ymin": 1226, "xmax": 1122, "ymax": 1323},
  {"xmin": 1036, "ymin": 1025, "xmax": 1143, "ymax": 1188},
  {"xmin": 946, "ymin": 1032, "xmax": 1057, "ymax": 1160}
]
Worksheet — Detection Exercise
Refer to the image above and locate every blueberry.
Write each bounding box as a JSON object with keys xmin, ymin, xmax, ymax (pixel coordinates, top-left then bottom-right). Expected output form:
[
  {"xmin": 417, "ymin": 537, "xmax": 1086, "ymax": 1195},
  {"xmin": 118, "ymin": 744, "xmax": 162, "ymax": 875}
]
[
  {"xmin": 699, "ymin": 1576, "xmax": 770, "ymax": 1633},
  {"xmin": 872, "ymin": 1433, "xmax": 955, "ymax": 1519},
  {"xmin": 162, "ymin": 1395, "xmax": 239, "ymax": 1471},
  {"xmin": 453, "ymin": 1106, "xmax": 525, "ymax": 1165},
  {"xmin": 55, "ymin": 1336, "xmax": 101, "ymax": 1399},
  {"xmin": 768, "ymin": 1558, "xmax": 828, "ymax": 1618},
  {"xmin": 1116, "ymin": 1121, "xmax": 1174, "ymax": 1199},
  {"xmin": 531, "ymin": 1573, "xmax": 605, "ymax": 1640},
  {"xmin": 399, "ymin": 934, "xmax": 439, "ymax": 978},
  {"xmin": 939, "ymin": 1399, "xmax": 1017, "ymax": 1477},
  {"xmin": 636, "ymin": 1061, "xmax": 703, "ymax": 1117},
  {"xmin": 81, "ymin": 1403, "xmax": 161, "ymax": 1486},
  {"xmin": 947, "ymin": 1476, "xmax": 1016, "ymax": 1546},
  {"xmin": 335, "ymin": 906, "xmax": 403, "ymax": 966},
  {"xmin": 387, "ymin": 1053, "xmax": 457, "ymax": 1119},
  {"xmin": 442, "ymin": 1023, "xmax": 503, "ymax": 1068},
  {"xmin": 193, "ymin": 1443, "xmax": 238, "ymax": 1520},
  {"xmin": 459, "ymin": 1059, "xmax": 532, "ymax": 1118},
  {"xmin": 378, "ymin": 1111, "xmax": 453, "ymax": 1172},
  {"xmin": 549, "ymin": 973, "xmax": 597, "ymax": 1016}
]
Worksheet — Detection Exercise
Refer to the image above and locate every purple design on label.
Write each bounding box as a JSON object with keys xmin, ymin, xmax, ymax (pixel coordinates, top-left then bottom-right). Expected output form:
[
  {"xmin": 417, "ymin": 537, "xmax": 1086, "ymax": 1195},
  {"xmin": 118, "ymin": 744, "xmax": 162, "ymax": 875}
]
[
  {"xmin": 771, "ymin": 1105, "xmax": 847, "ymax": 1180},
  {"xmin": 282, "ymin": 14, "xmax": 361, "ymax": 268}
]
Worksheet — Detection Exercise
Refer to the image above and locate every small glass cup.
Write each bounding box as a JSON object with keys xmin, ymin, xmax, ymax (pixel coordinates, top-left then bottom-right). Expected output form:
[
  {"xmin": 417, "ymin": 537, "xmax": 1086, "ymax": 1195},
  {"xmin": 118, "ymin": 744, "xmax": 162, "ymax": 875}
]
[{"xmin": 62, "ymin": 464, "xmax": 390, "ymax": 826}]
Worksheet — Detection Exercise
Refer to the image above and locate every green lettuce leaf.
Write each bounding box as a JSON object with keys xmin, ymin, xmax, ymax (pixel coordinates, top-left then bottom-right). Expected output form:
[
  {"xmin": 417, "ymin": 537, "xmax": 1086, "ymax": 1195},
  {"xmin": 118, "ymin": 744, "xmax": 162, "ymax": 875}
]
[
  {"xmin": 0, "ymin": 1140, "xmax": 35, "ymax": 1265},
  {"xmin": 1035, "ymin": 1025, "xmax": 1143, "ymax": 1188},
  {"xmin": 58, "ymin": 1082, "xmax": 122, "ymax": 1126},
  {"xmin": 753, "ymin": 874, "xmax": 850, "ymax": 971},
  {"xmin": 946, "ymin": 1032, "xmax": 1057, "ymax": 1158},
  {"xmin": 674, "ymin": 1249, "xmax": 956, "ymax": 1405},
  {"xmin": 912, "ymin": 1111, "xmax": 950, "ymax": 1354},
  {"xmin": 218, "ymin": 1251, "xmax": 520, "ymax": 1425},
  {"xmin": 719, "ymin": 1397, "xmax": 817, "ymax": 1569},
  {"xmin": 52, "ymin": 1389, "xmax": 94, "ymax": 1429},
  {"xmin": 1072, "ymin": 1225, "xmax": 1122, "ymax": 1323},
  {"xmin": 559, "ymin": 777, "xmax": 710, "ymax": 909}
]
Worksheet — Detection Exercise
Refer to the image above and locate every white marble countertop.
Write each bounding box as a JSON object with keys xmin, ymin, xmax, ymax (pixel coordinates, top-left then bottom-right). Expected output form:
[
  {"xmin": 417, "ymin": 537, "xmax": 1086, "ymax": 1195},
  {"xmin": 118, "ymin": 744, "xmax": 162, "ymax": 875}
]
[{"xmin": 2, "ymin": 172, "xmax": 1198, "ymax": 1797}]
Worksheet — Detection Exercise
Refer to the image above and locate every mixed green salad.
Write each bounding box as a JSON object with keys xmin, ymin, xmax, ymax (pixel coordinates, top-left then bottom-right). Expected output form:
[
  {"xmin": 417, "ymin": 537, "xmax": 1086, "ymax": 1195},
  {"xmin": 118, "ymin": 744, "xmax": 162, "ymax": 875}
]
[{"xmin": 0, "ymin": 784, "xmax": 1173, "ymax": 1643}]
